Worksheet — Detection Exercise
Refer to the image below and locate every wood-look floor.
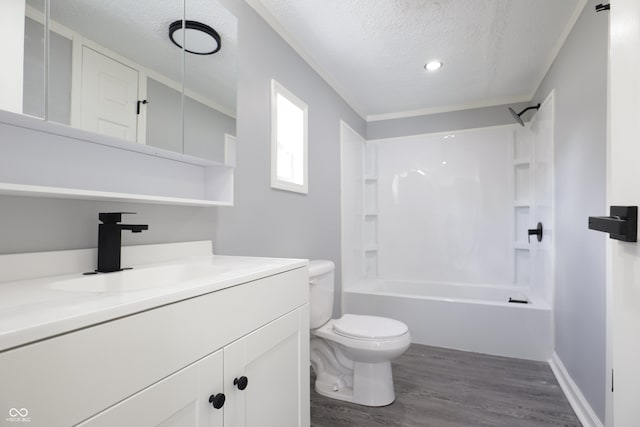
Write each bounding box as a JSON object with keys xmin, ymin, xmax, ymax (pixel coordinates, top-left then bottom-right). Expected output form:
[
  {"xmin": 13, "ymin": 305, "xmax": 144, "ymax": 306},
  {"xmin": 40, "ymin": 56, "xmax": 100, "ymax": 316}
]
[{"xmin": 310, "ymin": 344, "xmax": 581, "ymax": 427}]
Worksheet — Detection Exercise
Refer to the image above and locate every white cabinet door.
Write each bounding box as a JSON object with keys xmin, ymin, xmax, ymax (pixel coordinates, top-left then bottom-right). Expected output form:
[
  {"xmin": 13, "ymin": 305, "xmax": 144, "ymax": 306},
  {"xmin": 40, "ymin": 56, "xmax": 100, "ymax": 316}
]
[
  {"xmin": 80, "ymin": 46, "xmax": 139, "ymax": 142},
  {"xmin": 223, "ymin": 307, "xmax": 310, "ymax": 427},
  {"xmin": 78, "ymin": 350, "xmax": 224, "ymax": 427}
]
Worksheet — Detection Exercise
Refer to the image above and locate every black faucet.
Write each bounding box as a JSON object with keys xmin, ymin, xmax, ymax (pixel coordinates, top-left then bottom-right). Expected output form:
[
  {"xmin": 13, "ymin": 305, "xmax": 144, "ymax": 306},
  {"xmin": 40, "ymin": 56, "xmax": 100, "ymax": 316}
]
[{"xmin": 97, "ymin": 212, "xmax": 149, "ymax": 273}]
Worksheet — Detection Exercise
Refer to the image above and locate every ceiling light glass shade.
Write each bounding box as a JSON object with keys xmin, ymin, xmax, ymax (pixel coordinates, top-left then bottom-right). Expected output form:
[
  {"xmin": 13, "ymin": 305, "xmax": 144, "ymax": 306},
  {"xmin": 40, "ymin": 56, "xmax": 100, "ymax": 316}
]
[
  {"xmin": 169, "ymin": 20, "xmax": 221, "ymax": 55},
  {"xmin": 425, "ymin": 60, "xmax": 443, "ymax": 71}
]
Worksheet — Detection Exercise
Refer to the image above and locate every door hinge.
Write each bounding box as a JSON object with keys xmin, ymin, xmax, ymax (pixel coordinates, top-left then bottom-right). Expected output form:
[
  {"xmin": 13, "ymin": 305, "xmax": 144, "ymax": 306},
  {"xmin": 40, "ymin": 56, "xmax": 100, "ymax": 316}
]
[{"xmin": 611, "ymin": 369, "xmax": 614, "ymax": 392}]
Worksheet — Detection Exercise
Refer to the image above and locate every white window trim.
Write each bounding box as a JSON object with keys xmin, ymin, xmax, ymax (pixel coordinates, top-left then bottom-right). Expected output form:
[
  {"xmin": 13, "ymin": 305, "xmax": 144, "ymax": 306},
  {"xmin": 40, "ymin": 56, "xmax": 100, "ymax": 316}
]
[{"xmin": 270, "ymin": 79, "xmax": 308, "ymax": 194}]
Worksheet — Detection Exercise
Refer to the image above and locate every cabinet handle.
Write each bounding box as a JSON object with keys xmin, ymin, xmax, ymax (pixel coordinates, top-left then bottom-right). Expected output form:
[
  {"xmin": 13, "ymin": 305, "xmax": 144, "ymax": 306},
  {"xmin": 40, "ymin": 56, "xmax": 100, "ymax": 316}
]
[
  {"xmin": 209, "ymin": 393, "xmax": 226, "ymax": 409},
  {"xmin": 234, "ymin": 376, "xmax": 249, "ymax": 391}
]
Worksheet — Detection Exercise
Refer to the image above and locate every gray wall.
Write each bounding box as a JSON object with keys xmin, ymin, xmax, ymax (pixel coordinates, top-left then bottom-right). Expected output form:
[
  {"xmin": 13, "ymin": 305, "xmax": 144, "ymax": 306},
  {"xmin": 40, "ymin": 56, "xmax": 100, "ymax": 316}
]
[
  {"xmin": 533, "ymin": 2, "xmax": 608, "ymax": 421},
  {"xmin": 0, "ymin": 196, "xmax": 216, "ymax": 255},
  {"xmin": 213, "ymin": 0, "xmax": 366, "ymax": 315},
  {"xmin": 146, "ymin": 78, "xmax": 236, "ymax": 163},
  {"xmin": 366, "ymin": 101, "xmax": 531, "ymax": 139},
  {"xmin": 146, "ymin": 78, "xmax": 182, "ymax": 154}
]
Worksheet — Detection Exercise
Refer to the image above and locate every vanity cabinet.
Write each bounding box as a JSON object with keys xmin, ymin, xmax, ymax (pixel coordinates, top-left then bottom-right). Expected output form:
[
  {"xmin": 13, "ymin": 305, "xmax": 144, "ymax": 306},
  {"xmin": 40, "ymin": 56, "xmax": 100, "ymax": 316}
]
[
  {"xmin": 78, "ymin": 349, "xmax": 225, "ymax": 427},
  {"xmin": 224, "ymin": 308, "xmax": 306, "ymax": 427},
  {"xmin": 0, "ymin": 266, "xmax": 309, "ymax": 427}
]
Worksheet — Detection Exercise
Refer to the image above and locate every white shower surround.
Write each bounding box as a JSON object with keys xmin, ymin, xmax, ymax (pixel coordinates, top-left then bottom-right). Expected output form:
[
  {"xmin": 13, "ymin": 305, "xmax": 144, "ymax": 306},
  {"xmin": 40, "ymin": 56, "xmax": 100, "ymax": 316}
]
[
  {"xmin": 373, "ymin": 126, "xmax": 516, "ymax": 285},
  {"xmin": 339, "ymin": 96, "xmax": 554, "ymax": 361}
]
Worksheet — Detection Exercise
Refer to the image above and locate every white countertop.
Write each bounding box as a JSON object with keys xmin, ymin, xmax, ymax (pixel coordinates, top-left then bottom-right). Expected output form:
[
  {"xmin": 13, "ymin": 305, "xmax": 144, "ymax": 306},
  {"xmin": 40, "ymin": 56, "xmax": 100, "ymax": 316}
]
[{"xmin": 0, "ymin": 255, "xmax": 307, "ymax": 352}]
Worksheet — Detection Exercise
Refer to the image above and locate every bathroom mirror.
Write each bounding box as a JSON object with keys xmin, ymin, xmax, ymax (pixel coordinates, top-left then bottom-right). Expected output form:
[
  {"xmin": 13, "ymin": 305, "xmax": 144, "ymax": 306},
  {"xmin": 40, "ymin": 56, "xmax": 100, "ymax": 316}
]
[
  {"xmin": 1, "ymin": 0, "xmax": 46, "ymax": 119},
  {"xmin": 2, "ymin": 0, "xmax": 237, "ymax": 164}
]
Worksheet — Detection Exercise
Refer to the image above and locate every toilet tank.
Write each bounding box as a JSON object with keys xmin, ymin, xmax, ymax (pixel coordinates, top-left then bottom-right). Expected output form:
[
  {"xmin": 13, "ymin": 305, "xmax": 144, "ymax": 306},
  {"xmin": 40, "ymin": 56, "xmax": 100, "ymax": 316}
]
[{"xmin": 308, "ymin": 260, "xmax": 335, "ymax": 329}]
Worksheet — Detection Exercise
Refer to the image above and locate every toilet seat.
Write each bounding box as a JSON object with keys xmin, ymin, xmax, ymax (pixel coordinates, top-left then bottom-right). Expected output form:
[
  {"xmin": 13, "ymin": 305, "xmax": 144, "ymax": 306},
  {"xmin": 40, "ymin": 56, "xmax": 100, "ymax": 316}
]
[{"xmin": 333, "ymin": 314, "xmax": 409, "ymax": 340}]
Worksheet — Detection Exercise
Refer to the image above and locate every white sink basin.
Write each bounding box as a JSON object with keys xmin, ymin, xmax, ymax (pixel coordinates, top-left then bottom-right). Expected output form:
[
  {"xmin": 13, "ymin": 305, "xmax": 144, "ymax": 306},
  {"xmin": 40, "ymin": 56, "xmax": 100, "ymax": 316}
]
[{"xmin": 49, "ymin": 264, "xmax": 227, "ymax": 293}]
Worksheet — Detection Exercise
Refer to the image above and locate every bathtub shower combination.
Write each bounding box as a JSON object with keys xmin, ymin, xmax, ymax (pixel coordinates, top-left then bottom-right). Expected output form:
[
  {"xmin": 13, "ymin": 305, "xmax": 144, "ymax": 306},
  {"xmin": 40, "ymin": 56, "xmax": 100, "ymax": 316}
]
[{"xmin": 339, "ymin": 94, "xmax": 555, "ymax": 361}]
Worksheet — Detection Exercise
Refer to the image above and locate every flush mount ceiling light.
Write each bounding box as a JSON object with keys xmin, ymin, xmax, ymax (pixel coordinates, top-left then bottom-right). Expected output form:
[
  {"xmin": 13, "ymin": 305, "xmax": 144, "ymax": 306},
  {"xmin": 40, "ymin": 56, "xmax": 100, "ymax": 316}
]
[
  {"xmin": 424, "ymin": 60, "xmax": 443, "ymax": 71},
  {"xmin": 169, "ymin": 20, "xmax": 221, "ymax": 55}
]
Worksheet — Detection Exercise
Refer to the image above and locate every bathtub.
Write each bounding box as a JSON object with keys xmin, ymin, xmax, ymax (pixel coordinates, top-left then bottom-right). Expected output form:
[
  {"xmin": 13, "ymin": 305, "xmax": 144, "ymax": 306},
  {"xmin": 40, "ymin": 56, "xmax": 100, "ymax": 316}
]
[{"xmin": 342, "ymin": 280, "xmax": 552, "ymax": 361}]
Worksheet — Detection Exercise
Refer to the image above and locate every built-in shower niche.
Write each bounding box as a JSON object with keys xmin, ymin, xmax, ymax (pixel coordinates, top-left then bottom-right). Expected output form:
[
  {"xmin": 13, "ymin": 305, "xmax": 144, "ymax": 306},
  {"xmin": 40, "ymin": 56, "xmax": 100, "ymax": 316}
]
[
  {"xmin": 515, "ymin": 248, "xmax": 530, "ymax": 285},
  {"xmin": 364, "ymin": 180, "xmax": 377, "ymax": 214},
  {"xmin": 515, "ymin": 206, "xmax": 531, "ymax": 245},
  {"xmin": 364, "ymin": 216, "xmax": 377, "ymax": 250},
  {"xmin": 514, "ymin": 163, "xmax": 531, "ymax": 205}
]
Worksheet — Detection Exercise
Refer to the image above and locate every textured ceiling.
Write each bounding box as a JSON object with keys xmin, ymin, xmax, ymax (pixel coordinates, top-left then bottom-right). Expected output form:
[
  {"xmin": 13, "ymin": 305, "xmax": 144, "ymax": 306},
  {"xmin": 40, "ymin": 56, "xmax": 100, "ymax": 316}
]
[
  {"xmin": 249, "ymin": 0, "xmax": 585, "ymax": 119},
  {"xmin": 31, "ymin": 0, "xmax": 237, "ymax": 114}
]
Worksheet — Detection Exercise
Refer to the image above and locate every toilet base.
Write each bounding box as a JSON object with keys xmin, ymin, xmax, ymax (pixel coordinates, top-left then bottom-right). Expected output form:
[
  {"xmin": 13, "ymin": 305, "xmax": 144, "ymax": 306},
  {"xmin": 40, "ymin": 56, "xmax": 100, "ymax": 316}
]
[{"xmin": 314, "ymin": 360, "xmax": 396, "ymax": 407}]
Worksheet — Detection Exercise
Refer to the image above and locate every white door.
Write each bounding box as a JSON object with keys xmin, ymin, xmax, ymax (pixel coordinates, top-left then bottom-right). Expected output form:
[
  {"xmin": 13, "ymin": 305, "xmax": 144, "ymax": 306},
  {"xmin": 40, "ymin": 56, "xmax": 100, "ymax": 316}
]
[
  {"xmin": 223, "ymin": 307, "xmax": 309, "ymax": 427},
  {"xmin": 608, "ymin": 0, "xmax": 640, "ymax": 425},
  {"xmin": 77, "ymin": 349, "xmax": 224, "ymax": 427},
  {"xmin": 80, "ymin": 46, "xmax": 139, "ymax": 142}
]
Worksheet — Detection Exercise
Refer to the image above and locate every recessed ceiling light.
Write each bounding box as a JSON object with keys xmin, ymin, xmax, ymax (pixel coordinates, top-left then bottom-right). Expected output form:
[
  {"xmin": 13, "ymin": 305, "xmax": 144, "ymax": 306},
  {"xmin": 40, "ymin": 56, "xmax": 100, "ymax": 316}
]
[
  {"xmin": 425, "ymin": 60, "xmax": 443, "ymax": 71},
  {"xmin": 169, "ymin": 20, "xmax": 221, "ymax": 55}
]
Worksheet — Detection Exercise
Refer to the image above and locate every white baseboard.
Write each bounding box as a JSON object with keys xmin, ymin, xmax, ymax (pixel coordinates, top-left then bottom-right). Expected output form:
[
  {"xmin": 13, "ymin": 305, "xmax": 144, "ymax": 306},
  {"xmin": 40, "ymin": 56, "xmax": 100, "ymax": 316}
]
[{"xmin": 548, "ymin": 352, "xmax": 604, "ymax": 427}]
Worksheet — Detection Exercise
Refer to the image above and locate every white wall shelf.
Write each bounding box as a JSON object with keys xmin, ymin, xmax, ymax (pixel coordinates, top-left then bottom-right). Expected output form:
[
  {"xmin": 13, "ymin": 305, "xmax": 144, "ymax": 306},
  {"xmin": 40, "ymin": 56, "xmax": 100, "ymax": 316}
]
[
  {"xmin": 514, "ymin": 242, "xmax": 531, "ymax": 250},
  {"xmin": 364, "ymin": 244, "xmax": 378, "ymax": 252},
  {"xmin": 364, "ymin": 176, "xmax": 377, "ymax": 181},
  {"xmin": 0, "ymin": 183, "xmax": 231, "ymax": 207},
  {"xmin": 364, "ymin": 211, "xmax": 378, "ymax": 216},
  {"xmin": 0, "ymin": 110, "xmax": 234, "ymax": 206}
]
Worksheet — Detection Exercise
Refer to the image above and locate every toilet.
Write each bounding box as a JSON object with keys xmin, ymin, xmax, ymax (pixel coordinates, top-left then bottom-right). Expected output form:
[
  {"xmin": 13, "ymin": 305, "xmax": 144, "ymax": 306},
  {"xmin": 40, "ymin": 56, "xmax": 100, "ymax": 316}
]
[{"xmin": 308, "ymin": 260, "xmax": 410, "ymax": 407}]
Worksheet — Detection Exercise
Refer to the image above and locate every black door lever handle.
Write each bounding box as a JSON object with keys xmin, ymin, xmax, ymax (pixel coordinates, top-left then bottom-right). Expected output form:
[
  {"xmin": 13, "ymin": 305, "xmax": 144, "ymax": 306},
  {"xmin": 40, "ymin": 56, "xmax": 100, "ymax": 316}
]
[
  {"xmin": 588, "ymin": 206, "xmax": 637, "ymax": 242},
  {"xmin": 528, "ymin": 223, "xmax": 543, "ymax": 243}
]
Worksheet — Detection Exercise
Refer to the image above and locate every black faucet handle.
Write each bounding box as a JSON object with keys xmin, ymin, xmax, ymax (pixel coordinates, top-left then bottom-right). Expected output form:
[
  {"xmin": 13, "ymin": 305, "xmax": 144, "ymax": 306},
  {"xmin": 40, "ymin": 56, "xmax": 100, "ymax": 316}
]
[{"xmin": 99, "ymin": 212, "xmax": 137, "ymax": 224}]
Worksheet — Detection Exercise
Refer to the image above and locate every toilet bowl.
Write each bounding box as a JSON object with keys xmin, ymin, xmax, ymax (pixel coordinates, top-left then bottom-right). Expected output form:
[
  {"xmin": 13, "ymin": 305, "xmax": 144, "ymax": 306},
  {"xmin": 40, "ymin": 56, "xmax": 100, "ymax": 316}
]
[{"xmin": 308, "ymin": 260, "xmax": 411, "ymax": 406}]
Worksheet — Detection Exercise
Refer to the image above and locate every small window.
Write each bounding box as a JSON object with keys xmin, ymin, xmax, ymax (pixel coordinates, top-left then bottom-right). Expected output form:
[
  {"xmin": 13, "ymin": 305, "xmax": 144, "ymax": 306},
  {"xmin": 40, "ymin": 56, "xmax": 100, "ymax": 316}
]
[{"xmin": 271, "ymin": 79, "xmax": 308, "ymax": 194}]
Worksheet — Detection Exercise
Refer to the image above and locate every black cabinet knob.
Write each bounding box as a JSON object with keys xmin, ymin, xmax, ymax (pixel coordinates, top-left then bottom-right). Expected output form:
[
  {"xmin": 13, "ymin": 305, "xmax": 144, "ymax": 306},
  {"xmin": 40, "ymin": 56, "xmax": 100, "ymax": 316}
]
[
  {"xmin": 209, "ymin": 393, "xmax": 225, "ymax": 409},
  {"xmin": 234, "ymin": 376, "xmax": 248, "ymax": 391}
]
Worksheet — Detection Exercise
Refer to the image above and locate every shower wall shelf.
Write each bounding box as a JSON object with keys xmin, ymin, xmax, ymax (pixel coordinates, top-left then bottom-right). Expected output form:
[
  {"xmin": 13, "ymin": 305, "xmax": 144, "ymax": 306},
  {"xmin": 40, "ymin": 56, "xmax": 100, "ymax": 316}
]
[
  {"xmin": 513, "ymin": 127, "xmax": 533, "ymax": 286},
  {"xmin": 363, "ymin": 143, "xmax": 379, "ymax": 278}
]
